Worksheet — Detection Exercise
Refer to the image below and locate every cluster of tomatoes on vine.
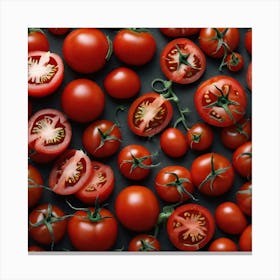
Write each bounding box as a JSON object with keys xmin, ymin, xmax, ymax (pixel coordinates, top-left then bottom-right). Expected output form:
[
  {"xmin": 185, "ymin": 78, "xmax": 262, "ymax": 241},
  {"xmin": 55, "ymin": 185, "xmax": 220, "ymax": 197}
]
[{"xmin": 28, "ymin": 27, "xmax": 252, "ymax": 252}]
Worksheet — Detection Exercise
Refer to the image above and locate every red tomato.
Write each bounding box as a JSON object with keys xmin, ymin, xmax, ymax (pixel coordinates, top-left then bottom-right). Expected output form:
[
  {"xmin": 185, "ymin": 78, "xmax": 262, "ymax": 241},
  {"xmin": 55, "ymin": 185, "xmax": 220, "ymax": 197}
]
[
  {"xmin": 61, "ymin": 79, "xmax": 105, "ymax": 123},
  {"xmin": 104, "ymin": 67, "xmax": 141, "ymax": 99},
  {"xmin": 236, "ymin": 182, "xmax": 252, "ymax": 216},
  {"xmin": 115, "ymin": 185, "xmax": 160, "ymax": 232},
  {"xmin": 28, "ymin": 164, "xmax": 43, "ymax": 208},
  {"xmin": 28, "ymin": 29, "xmax": 49, "ymax": 52},
  {"xmin": 160, "ymin": 38, "xmax": 206, "ymax": 84},
  {"xmin": 29, "ymin": 204, "xmax": 67, "ymax": 248},
  {"xmin": 75, "ymin": 161, "xmax": 114, "ymax": 205},
  {"xmin": 48, "ymin": 28, "xmax": 70, "ymax": 35},
  {"xmin": 68, "ymin": 207, "xmax": 118, "ymax": 251},
  {"xmin": 245, "ymin": 29, "xmax": 252, "ymax": 55},
  {"xmin": 215, "ymin": 202, "xmax": 248, "ymax": 235},
  {"xmin": 118, "ymin": 144, "xmax": 158, "ymax": 180},
  {"xmin": 167, "ymin": 203, "xmax": 215, "ymax": 251},
  {"xmin": 191, "ymin": 153, "xmax": 235, "ymax": 196},
  {"xmin": 28, "ymin": 108, "xmax": 72, "ymax": 163},
  {"xmin": 160, "ymin": 28, "xmax": 200, "ymax": 37},
  {"xmin": 226, "ymin": 52, "xmax": 244, "ymax": 72},
  {"xmin": 63, "ymin": 28, "xmax": 110, "ymax": 73},
  {"xmin": 48, "ymin": 149, "xmax": 93, "ymax": 195},
  {"xmin": 199, "ymin": 28, "xmax": 240, "ymax": 58},
  {"xmin": 239, "ymin": 224, "xmax": 252, "ymax": 251},
  {"xmin": 28, "ymin": 51, "xmax": 64, "ymax": 97},
  {"xmin": 232, "ymin": 141, "xmax": 252, "ymax": 178},
  {"xmin": 246, "ymin": 62, "xmax": 252, "ymax": 91},
  {"xmin": 194, "ymin": 75, "xmax": 247, "ymax": 127},
  {"xmin": 208, "ymin": 237, "xmax": 238, "ymax": 251},
  {"xmin": 186, "ymin": 122, "xmax": 214, "ymax": 151},
  {"xmin": 127, "ymin": 92, "xmax": 173, "ymax": 137},
  {"xmin": 113, "ymin": 28, "xmax": 156, "ymax": 66},
  {"xmin": 160, "ymin": 128, "xmax": 188, "ymax": 158},
  {"xmin": 28, "ymin": 245, "xmax": 45, "ymax": 251},
  {"xmin": 128, "ymin": 234, "xmax": 160, "ymax": 251},
  {"xmin": 154, "ymin": 165, "xmax": 194, "ymax": 203},
  {"xmin": 221, "ymin": 118, "xmax": 251, "ymax": 150},
  {"xmin": 82, "ymin": 120, "xmax": 122, "ymax": 158}
]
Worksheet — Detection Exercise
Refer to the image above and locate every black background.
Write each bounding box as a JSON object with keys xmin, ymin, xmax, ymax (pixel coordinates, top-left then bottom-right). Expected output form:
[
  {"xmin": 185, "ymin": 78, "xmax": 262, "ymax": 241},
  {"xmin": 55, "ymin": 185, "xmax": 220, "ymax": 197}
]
[{"xmin": 28, "ymin": 27, "xmax": 252, "ymax": 252}]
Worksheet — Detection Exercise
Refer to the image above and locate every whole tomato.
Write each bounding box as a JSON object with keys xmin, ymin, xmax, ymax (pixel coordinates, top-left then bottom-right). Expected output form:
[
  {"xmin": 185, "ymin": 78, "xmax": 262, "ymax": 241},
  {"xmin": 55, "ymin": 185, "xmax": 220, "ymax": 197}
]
[
  {"xmin": 239, "ymin": 224, "xmax": 252, "ymax": 251},
  {"xmin": 160, "ymin": 28, "xmax": 200, "ymax": 37},
  {"xmin": 28, "ymin": 28, "xmax": 49, "ymax": 52},
  {"xmin": 208, "ymin": 237, "xmax": 238, "ymax": 251},
  {"xmin": 236, "ymin": 182, "xmax": 252, "ymax": 216},
  {"xmin": 28, "ymin": 164, "xmax": 43, "ymax": 208},
  {"xmin": 245, "ymin": 29, "xmax": 252, "ymax": 55},
  {"xmin": 246, "ymin": 62, "xmax": 252, "ymax": 91},
  {"xmin": 128, "ymin": 234, "xmax": 160, "ymax": 251},
  {"xmin": 225, "ymin": 52, "xmax": 244, "ymax": 72}
]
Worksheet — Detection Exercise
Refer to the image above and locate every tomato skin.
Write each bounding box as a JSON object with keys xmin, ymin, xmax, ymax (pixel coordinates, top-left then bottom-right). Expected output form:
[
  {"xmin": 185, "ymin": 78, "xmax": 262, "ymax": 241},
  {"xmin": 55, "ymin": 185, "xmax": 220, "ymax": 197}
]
[
  {"xmin": 28, "ymin": 245, "xmax": 45, "ymax": 251},
  {"xmin": 160, "ymin": 128, "xmax": 188, "ymax": 158},
  {"xmin": 63, "ymin": 28, "xmax": 110, "ymax": 73},
  {"xmin": 28, "ymin": 29, "xmax": 49, "ymax": 52},
  {"xmin": 128, "ymin": 234, "xmax": 161, "ymax": 251},
  {"xmin": 104, "ymin": 67, "xmax": 141, "ymax": 99},
  {"xmin": 113, "ymin": 29, "xmax": 156, "ymax": 66},
  {"xmin": 226, "ymin": 52, "xmax": 244, "ymax": 72},
  {"xmin": 48, "ymin": 28, "xmax": 70, "ymax": 35},
  {"xmin": 61, "ymin": 79, "xmax": 105, "ymax": 123},
  {"xmin": 115, "ymin": 185, "xmax": 160, "ymax": 232},
  {"xmin": 127, "ymin": 92, "xmax": 173, "ymax": 137},
  {"xmin": 167, "ymin": 203, "xmax": 215, "ymax": 251},
  {"xmin": 245, "ymin": 29, "xmax": 252, "ymax": 55},
  {"xmin": 68, "ymin": 207, "xmax": 118, "ymax": 251},
  {"xmin": 28, "ymin": 164, "xmax": 43, "ymax": 208},
  {"xmin": 28, "ymin": 51, "xmax": 64, "ymax": 97},
  {"xmin": 75, "ymin": 161, "xmax": 115, "ymax": 205},
  {"xmin": 208, "ymin": 237, "xmax": 238, "ymax": 251},
  {"xmin": 246, "ymin": 62, "xmax": 252, "ymax": 91},
  {"xmin": 28, "ymin": 108, "xmax": 72, "ymax": 163},
  {"xmin": 239, "ymin": 224, "xmax": 252, "ymax": 251},
  {"xmin": 160, "ymin": 28, "xmax": 200, "ymax": 37},
  {"xmin": 236, "ymin": 182, "xmax": 252, "ymax": 216},
  {"xmin": 215, "ymin": 202, "xmax": 248, "ymax": 235},
  {"xmin": 194, "ymin": 75, "xmax": 247, "ymax": 127},
  {"xmin": 160, "ymin": 38, "xmax": 206, "ymax": 84}
]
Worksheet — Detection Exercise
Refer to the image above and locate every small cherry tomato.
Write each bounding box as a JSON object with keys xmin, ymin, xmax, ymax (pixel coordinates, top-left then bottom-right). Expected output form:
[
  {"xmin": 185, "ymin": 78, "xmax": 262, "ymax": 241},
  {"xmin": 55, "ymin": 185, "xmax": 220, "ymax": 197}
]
[
  {"xmin": 28, "ymin": 164, "xmax": 43, "ymax": 208},
  {"xmin": 128, "ymin": 234, "xmax": 160, "ymax": 251},
  {"xmin": 245, "ymin": 29, "xmax": 252, "ymax": 55},
  {"xmin": 226, "ymin": 52, "xmax": 244, "ymax": 72},
  {"xmin": 28, "ymin": 29, "xmax": 49, "ymax": 52},
  {"xmin": 236, "ymin": 182, "xmax": 252, "ymax": 216},
  {"xmin": 208, "ymin": 237, "xmax": 238, "ymax": 251},
  {"xmin": 160, "ymin": 28, "xmax": 200, "ymax": 37},
  {"xmin": 239, "ymin": 224, "xmax": 252, "ymax": 251}
]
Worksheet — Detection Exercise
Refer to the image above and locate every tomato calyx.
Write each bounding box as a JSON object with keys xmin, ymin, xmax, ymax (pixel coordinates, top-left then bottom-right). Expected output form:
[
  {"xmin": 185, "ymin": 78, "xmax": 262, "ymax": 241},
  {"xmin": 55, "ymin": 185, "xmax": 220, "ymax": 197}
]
[
  {"xmin": 138, "ymin": 239, "xmax": 159, "ymax": 251},
  {"xmin": 236, "ymin": 185, "xmax": 252, "ymax": 195},
  {"xmin": 105, "ymin": 36, "xmax": 113, "ymax": 61},
  {"xmin": 28, "ymin": 28, "xmax": 45, "ymax": 35}
]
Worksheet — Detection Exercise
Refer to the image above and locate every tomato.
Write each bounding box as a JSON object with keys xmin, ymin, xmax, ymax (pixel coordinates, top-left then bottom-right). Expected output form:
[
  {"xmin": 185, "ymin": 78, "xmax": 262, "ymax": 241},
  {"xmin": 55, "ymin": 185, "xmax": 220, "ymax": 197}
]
[
  {"xmin": 48, "ymin": 28, "xmax": 70, "ymax": 35},
  {"xmin": 239, "ymin": 224, "xmax": 252, "ymax": 251},
  {"xmin": 48, "ymin": 149, "xmax": 93, "ymax": 195},
  {"xmin": 160, "ymin": 38, "xmax": 206, "ymax": 84},
  {"xmin": 28, "ymin": 108, "xmax": 72, "ymax": 163},
  {"xmin": 167, "ymin": 203, "xmax": 215, "ymax": 251},
  {"xmin": 160, "ymin": 128, "xmax": 188, "ymax": 158},
  {"xmin": 61, "ymin": 79, "xmax": 105, "ymax": 123},
  {"xmin": 28, "ymin": 164, "xmax": 43, "ymax": 208},
  {"xmin": 236, "ymin": 182, "xmax": 252, "ymax": 216},
  {"xmin": 246, "ymin": 62, "xmax": 252, "ymax": 91},
  {"xmin": 232, "ymin": 141, "xmax": 252, "ymax": 179},
  {"xmin": 68, "ymin": 206, "xmax": 118, "ymax": 251},
  {"xmin": 191, "ymin": 153, "xmax": 234, "ymax": 196},
  {"xmin": 115, "ymin": 185, "xmax": 160, "ymax": 232},
  {"xmin": 208, "ymin": 237, "xmax": 238, "ymax": 251},
  {"xmin": 194, "ymin": 75, "xmax": 247, "ymax": 127},
  {"xmin": 154, "ymin": 165, "xmax": 194, "ymax": 203},
  {"xmin": 128, "ymin": 234, "xmax": 160, "ymax": 251},
  {"xmin": 28, "ymin": 245, "xmax": 45, "ymax": 251},
  {"xmin": 245, "ymin": 29, "xmax": 252, "ymax": 55},
  {"xmin": 221, "ymin": 118, "xmax": 251, "ymax": 150},
  {"xmin": 127, "ymin": 92, "xmax": 173, "ymax": 137},
  {"xmin": 113, "ymin": 28, "xmax": 156, "ymax": 66},
  {"xmin": 104, "ymin": 67, "xmax": 141, "ymax": 99},
  {"xmin": 63, "ymin": 28, "xmax": 111, "ymax": 73},
  {"xmin": 28, "ymin": 29, "xmax": 49, "ymax": 52},
  {"xmin": 28, "ymin": 51, "xmax": 64, "ymax": 97},
  {"xmin": 215, "ymin": 202, "xmax": 248, "ymax": 235},
  {"xmin": 186, "ymin": 122, "xmax": 214, "ymax": 151},
  {"xmin": 29, "ymin": 204, "xmax": 67, "ymax": 249},
  {"xmin": 199, "ymin": 28, "xmax": 240, "ymax": 58},
  {"xmin": 225, "ymin": 52, "xmax": 244, "ymax": 72},
  {"xmin": 160, "ymin": 28, "xmax": 200, "ymax": 37},
  {"xmin": 75, "ymin": 161, "xmax": 114, "ymax": 205}
]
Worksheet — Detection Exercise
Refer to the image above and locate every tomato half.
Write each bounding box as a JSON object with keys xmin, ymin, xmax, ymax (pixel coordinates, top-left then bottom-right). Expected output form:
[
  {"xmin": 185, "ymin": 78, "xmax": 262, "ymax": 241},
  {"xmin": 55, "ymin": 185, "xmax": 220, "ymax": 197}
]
[
  {"xmin": 160, "ymin": 38, "xmax": 206, "ymax": 84},
  {"xmin": 160, "ymin": 28, "xmax": 200, "ymax": 37},
  {"xmin": 127, "ymin": 92, "xmax": 173, "ymax": 137},
  {"xmin": 239, "ymin": 224, "xmax": 252, "ymax": 251},
  {"xmin": 28, "ymin": 108, "xmax": 72, "ymax": 163},
  {"xmin": 194, "ymin": 75, "xmax": 247, "ymax": 127},
  {"xmin": 236, "ymin": 182, "xmax": 252, "ymax": 216},
  {"xmin": 28, "ymin": 29, "xmax": 49, "ymax": 52},
  {"xmin": 128, "ymin": 234, "xmax": 160, "ymax": 251},
  {"xmin": 48, "ymin": 149, "xmax": 92, "ymax": 195},
  {"xmin": 28, "ymin": 51, "xmax": 64, "ymax": 97},
  {"xmin": 208, "ymin": 237, "xmax": 238, "ymax": 251},
  {"xmin": 167, "ymin": 203, "xmax": 215, "ymax": 251},
  {"xmin": 28, "ymin": 164, "xmax": 43, "ymax": 208}
]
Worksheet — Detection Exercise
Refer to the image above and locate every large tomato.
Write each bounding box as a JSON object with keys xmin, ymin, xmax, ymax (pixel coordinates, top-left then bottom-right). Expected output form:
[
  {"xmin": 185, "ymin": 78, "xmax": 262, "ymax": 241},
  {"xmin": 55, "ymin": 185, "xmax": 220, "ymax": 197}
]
[
  {"xmin": 28, "ymin": 164, "xmax": 43, "ymax": 208},
  {"xmin": 160, "ymin": 28, "xmax": 200, "ymax": 37},
  {"xmin": 160, "ymin": 38, "xmax": 206, "ymax": 84},
  {"xmin": 28, "ymin": 51, "xmax": 64, "ymax": 97},
  {"xmin": 28, "ymin": 108, "xmax": 72, "ymax": 163},
  {"xmin": 127, "ymin": 92, "xmax": 173, "ymax": 137},
  {"xmin": 28, "ymin": 29, "xmax": 49, "ymax": 52},
  {"xmin": 208, "ymin": 237, "xmax": 238, "ymax": 251},
  {"xmin": 167, "ymin": 203, "xmax": 215, "ymax": 251},
  {"xmin": 128, "ymin": 234, "xmax": 161, "ymax": 251},
  {"xmin": 62, "ymin": 28, "xmax": 111, "ymax": 73},
  {"xmin": 236, "ymin": 182, "xmax": 252, "ymax": 216},
  {"xmin": 194, "ymin": 75, "xmax": 247, "ymax": 127}
]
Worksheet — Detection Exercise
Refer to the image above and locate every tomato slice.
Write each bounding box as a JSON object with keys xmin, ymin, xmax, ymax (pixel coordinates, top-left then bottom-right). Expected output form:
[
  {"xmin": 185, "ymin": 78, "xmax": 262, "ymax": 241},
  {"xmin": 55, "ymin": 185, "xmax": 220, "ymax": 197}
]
[
  {"xmin": 49, "ymin": 149, "xmax": 92, "ymax": 195},
  {"xmin": 75, "ymin": 161, "xmax": 115, "ymax": 204},
  {"xmin": 167, "ymin": 203, "xmax": 215, "ymax": 251},
  {"xmin": 160, "ymin": 38, "xmax": 206, "ymax": 84},
  {"xmin": 28, "ymin": 51, "xmax": 64, "ymax": 97},
  {"xmin": 127, "ymin": 92, "xmax": 173, "ymax": 137},
  {"xmin": 28, "ymin": 108, "xmax": 72, "ymax": 163}
]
